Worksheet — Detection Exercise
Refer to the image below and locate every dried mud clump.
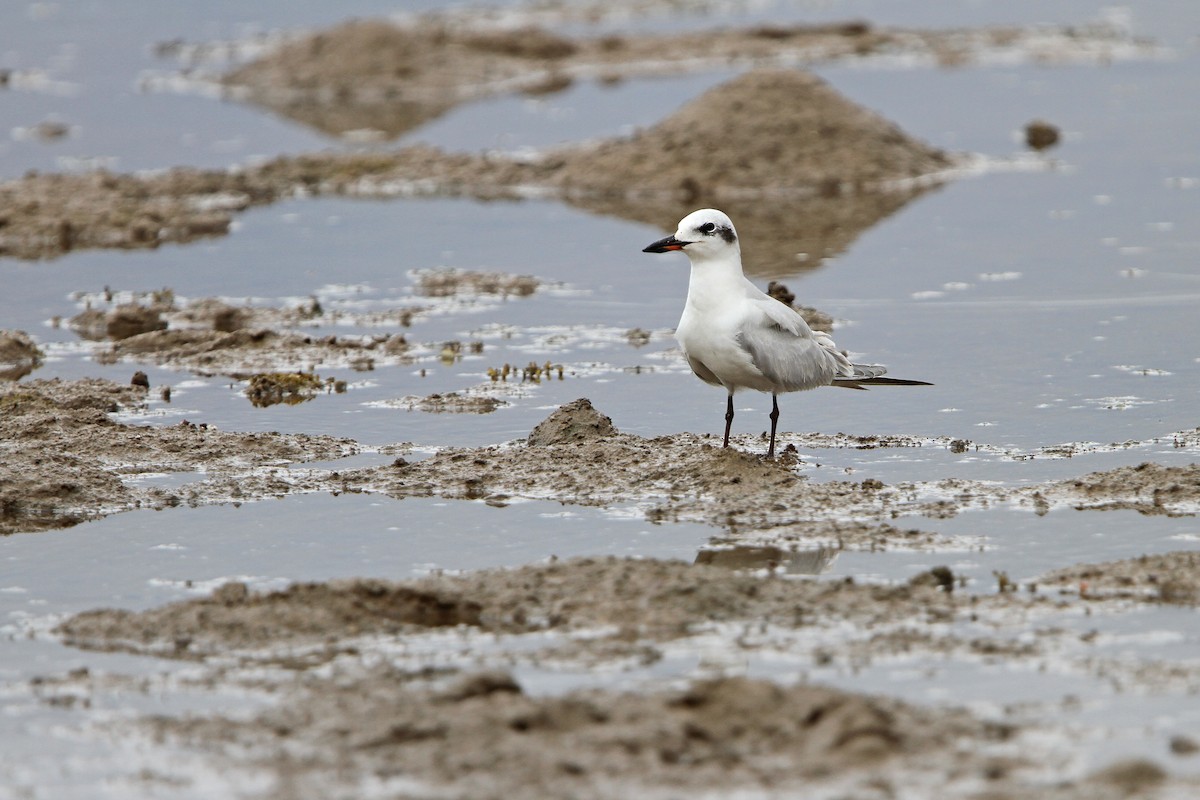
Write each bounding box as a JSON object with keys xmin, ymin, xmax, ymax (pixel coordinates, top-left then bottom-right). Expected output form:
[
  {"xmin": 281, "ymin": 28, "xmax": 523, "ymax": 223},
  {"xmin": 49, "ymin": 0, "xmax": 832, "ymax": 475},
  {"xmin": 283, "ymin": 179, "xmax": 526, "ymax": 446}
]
[
  {"xmin": 0, "ymin": 329, "xmax": 43, "ymax": 380},
  {"xmin": 169, "ymin": 298, "xmax": 252, "ymax": 332},
  {"xmin": 526, "ymin": 397, "xmax": 617, "ymax": 446},
  {"xmin": 1025, "ymin": 119, "xmax": 1061, "ymax": 150}
]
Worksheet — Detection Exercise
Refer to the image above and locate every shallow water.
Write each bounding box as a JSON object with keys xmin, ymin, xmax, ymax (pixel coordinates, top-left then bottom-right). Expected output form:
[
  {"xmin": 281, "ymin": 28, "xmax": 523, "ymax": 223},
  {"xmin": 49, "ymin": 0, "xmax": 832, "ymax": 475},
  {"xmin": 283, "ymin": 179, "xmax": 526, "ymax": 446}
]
[{"xmin": 3, "ymin": 0, "xmax": 1200, "ymax": 795}]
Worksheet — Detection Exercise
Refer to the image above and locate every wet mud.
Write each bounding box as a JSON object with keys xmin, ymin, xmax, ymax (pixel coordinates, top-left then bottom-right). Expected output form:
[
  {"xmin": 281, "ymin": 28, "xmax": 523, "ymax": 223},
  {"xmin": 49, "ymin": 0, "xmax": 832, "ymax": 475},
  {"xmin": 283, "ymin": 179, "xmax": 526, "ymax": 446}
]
[
  {"xmin": 9, "ymin": 383, "xmax": 1200, "ymax": 797},
  {"xmin": 180, "ymin": 399, "xmax": 1200, "ymax": 543},
  {"xmin": 3, "ymin": 8, "xmax": 1195, "ymax": 797},
  {"xmin": 7, "ymin": 382, "xmax": 1200, "ymax": 542},
  {"xmin": 52, "ymin": 553, "xmax": 1200, "ymax": 798},
  {"xmin": 0, "ymin": 377, "xmax": 356, "ymax": 535},
  {"xmin": 67, "ymin": 288, "xmax": 445, "ymax": 378}
]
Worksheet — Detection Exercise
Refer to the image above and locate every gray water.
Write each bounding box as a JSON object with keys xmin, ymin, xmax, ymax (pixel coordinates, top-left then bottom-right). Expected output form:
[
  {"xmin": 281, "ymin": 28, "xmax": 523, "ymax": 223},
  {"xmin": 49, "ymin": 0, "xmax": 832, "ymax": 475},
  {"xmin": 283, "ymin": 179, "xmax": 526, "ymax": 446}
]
[{"xmin": 2, "ymin": 1, "xmax": 1200, "ymax": 795}]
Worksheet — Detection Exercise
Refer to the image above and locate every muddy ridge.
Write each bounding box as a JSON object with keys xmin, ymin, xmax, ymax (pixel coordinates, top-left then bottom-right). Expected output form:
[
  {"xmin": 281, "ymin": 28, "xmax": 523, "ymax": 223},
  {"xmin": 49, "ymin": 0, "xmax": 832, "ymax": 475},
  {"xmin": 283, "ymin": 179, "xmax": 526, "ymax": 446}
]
[
  {"xmin": 0, "ymin": 378, "xmax": 356, "ymax": 535},
  {"xmin": 7, "ymin": 383, "xmax": 1200, "ymax": 541},
  {"xmin": 56, "ymin": 556, "xmax": 962, "ymax": 657},
  {"xmin": 1039, "ymin": 551, "xmax": 1200, "ymax": 605},
  {"xmin": 53, "ymin": 551, "xmax": 1200, "ymax": 798}
]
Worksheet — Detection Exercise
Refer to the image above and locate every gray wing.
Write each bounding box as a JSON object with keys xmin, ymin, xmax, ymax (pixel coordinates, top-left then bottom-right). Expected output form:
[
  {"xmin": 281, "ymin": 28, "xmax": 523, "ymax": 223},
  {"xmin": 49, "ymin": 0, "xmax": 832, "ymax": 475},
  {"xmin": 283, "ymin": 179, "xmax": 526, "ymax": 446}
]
[{"xmin": 738, "ymin": 321, "xmax": 843, "ymax": 392}]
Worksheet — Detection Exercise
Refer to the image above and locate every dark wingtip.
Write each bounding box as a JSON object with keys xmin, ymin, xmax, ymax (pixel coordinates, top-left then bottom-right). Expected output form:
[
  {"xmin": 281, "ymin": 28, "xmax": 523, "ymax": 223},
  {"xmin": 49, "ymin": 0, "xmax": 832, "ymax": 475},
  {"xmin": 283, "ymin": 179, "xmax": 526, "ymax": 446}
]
[{"xmin": 833, "ymin": 377, "xmax": 932, "ymax": 389}]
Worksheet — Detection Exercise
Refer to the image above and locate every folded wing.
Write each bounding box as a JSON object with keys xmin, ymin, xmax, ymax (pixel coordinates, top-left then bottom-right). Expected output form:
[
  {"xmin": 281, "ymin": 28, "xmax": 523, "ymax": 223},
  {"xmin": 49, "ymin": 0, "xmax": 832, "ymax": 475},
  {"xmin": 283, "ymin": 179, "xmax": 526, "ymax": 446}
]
[{"xmin": 738, "ymin": 296, "xmax": 851, "ymax": 392}]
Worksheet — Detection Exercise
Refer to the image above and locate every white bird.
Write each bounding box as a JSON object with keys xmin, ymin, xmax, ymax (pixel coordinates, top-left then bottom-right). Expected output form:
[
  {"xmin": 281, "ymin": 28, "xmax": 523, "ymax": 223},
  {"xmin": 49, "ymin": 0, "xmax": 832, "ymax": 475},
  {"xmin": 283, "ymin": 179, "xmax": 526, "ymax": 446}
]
[{"xmin": 643, "ymin": 208, "xmax": 930, "ymax": 458}]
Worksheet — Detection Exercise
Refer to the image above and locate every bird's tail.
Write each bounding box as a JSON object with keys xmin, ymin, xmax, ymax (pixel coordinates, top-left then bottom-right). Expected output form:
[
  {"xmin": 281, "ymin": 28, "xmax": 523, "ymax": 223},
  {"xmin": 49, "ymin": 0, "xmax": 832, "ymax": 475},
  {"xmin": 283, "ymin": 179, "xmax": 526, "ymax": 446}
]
[{"xmin": 833, "ymin": 363, "xmax": 932, "ymax": 390}]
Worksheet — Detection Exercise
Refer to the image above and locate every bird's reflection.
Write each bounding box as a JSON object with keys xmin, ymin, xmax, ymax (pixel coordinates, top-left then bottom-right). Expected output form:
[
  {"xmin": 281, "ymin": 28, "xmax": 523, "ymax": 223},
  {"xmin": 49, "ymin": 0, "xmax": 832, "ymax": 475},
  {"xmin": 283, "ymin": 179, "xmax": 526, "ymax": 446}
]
[{"xmin": 695, "ymin": 544, "xmax": 839, "ymax": 575}]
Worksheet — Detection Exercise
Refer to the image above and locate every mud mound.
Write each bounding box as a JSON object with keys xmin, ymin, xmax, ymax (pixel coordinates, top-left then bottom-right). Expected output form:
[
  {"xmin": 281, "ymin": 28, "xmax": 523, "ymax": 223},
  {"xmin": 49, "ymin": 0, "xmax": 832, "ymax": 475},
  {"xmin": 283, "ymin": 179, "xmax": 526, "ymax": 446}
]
[
  {"xmin": 555, "ymin": 69, "xmax": 953, "ymax": 274},
  {"xmin": 1, "ymin": 379, "xmax": 146, "ymax": 533},
  {"xmin": 244, "ymin": 371, "xmax": 327, "ymax": 407},
  {"xmin": 1038, "ymin": 551, "xmax": 1200, "ymax": 605},
  {"xmin": 151, "ymin": 671, "xmax": 992, "ymax": 799},
  {"xmin": 555, "ymin": 69, "xmax": 951, "ymax": 198},
  {"xmin": 345, "ymin": 410, "xmax": 920, "ymax": 538},
  {"xmin": 169, "ymin": 400, "xmax": 961, "ymax": 547},
  {"xmin": 527, "ymin": 398, "xmax": 617, "ymax": 446}
]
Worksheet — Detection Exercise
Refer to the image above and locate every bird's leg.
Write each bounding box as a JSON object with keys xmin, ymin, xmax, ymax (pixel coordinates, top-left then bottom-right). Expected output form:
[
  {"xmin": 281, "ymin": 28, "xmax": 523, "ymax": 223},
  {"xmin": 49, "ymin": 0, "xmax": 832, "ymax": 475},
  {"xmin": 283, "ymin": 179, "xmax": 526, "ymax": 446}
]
[
  {"xmin": 723, "ymin": 394, "xmax": 734, "ymax": 448},
  {"xmin": 766, "ymin": 394, "xmax": 780, "ymax": 459}
]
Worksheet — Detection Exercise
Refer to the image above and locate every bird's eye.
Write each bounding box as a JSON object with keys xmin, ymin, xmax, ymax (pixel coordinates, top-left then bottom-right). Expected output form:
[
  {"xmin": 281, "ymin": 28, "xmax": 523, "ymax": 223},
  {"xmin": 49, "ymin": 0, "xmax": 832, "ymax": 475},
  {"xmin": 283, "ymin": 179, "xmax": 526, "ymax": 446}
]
[{"xmin": 698, "ymin": 222, "xmax": 716, "ymax": 234}]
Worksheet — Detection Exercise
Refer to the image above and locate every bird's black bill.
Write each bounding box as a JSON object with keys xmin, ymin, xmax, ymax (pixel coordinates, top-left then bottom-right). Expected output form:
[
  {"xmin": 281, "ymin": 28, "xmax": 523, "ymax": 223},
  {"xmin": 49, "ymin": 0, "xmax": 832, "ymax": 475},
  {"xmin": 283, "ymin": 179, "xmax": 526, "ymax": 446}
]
[
  {"xmin": 642, "ymin": 235, "xmax": 690, "ymax": 253},
  {"xmin": 832, "ymin": 376, "xmax": 934, "ymax": 390}
]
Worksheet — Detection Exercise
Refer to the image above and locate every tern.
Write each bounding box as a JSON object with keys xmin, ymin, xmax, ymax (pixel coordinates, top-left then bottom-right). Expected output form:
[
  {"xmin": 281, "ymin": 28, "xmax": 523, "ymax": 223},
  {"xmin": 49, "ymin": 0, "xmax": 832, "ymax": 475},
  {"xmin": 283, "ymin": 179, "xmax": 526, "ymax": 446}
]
[{"xmin": 643, "ymin": 208, "xmax": 931, "ymax": 458}]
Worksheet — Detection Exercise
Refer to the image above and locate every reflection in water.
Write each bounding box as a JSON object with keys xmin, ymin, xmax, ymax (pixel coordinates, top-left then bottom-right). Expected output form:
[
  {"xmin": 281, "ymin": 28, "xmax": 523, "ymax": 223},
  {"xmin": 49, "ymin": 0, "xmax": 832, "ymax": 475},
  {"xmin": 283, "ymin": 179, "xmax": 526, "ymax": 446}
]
[
  {"xmin": 695, "ymin": 544, "xmax": 839, "ymax": 575},
  {"xmin": 228, "ymin": 61, "xmax": 950, "ymax": 279},
  {"xmin": 573, "ymin": 186, "xmax": 939, "ymax": 279}
]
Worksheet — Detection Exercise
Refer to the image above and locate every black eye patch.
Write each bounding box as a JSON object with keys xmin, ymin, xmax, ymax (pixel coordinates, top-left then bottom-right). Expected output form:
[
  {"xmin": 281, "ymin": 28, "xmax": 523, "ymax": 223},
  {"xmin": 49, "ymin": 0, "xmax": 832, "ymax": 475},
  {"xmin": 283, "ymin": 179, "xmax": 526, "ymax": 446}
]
[{"xmin": 698, "ymin": 222, "xmax": 716, "ymax": 234}]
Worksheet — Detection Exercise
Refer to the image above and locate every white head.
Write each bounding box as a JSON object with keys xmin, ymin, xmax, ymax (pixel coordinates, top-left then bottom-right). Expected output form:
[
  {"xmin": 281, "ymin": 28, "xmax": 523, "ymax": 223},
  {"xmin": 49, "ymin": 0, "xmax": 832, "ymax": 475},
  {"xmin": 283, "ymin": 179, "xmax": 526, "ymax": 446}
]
[{"xmin": 642, "ymin": 208, "xmax": 739, "ymax": 262}]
